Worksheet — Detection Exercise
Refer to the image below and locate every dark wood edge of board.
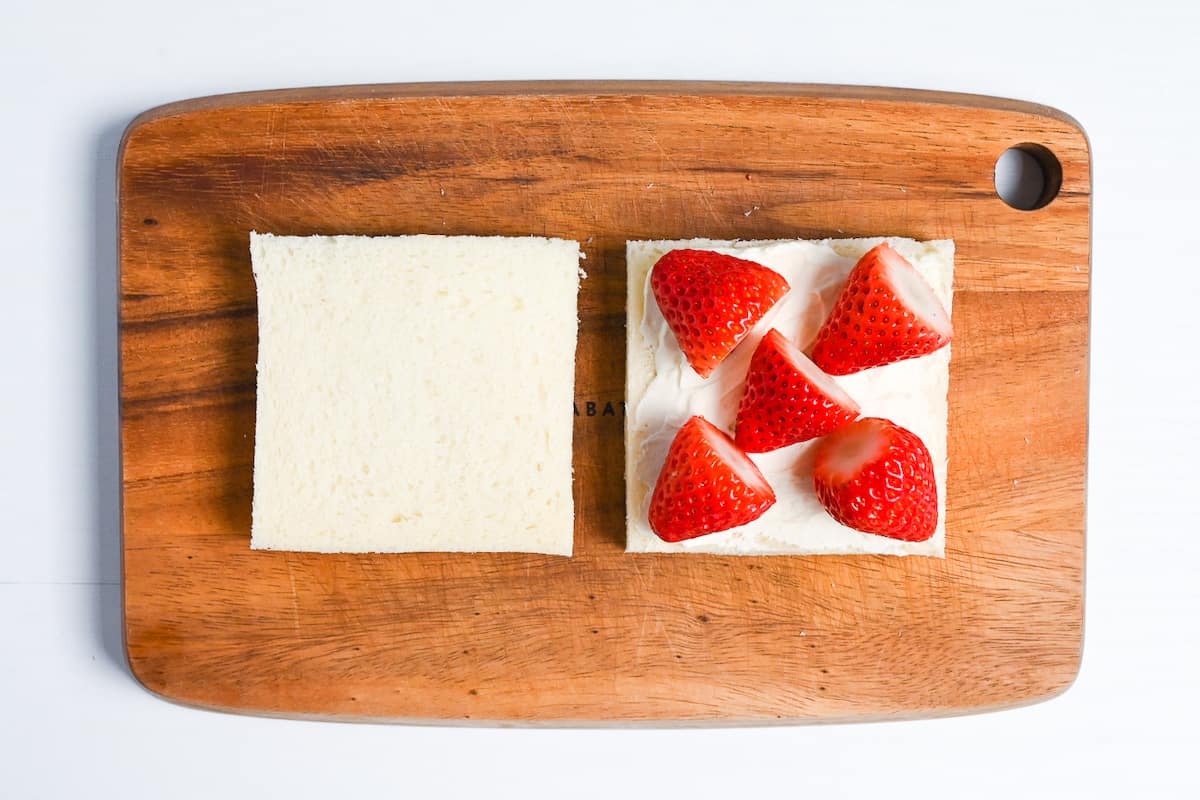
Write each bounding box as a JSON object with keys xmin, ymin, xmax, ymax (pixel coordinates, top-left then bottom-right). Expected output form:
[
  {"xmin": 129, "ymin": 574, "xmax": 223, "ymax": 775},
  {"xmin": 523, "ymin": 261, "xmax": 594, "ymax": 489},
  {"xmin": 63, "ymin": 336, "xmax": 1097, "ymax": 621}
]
[
  {"xmin": 116, "ymin": 81, "xmax": 1090, "ymax": 152},
  {"xmin": 122, "ymin": 652, "xmax": 1082, "ymax": 727}
]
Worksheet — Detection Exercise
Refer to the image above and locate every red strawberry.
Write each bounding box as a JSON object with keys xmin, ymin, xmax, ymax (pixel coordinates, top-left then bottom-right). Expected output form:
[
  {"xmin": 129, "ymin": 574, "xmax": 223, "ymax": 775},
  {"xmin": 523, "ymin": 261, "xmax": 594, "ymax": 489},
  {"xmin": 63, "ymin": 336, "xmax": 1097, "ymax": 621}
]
[
  {"xmin": 810, "ymin": 242, "xmax": 952, "ymax": 375},
  {"xmin": 648, "ymin": 416, "xmax": 776, "ymax": 542},
  {"xmin": 651, "ymin": 249, "xmax": 790, "ymax": 378},
  {"xmin": 734, "ymin": 329, "xmax": 860, "ymax": 453},
  {"xmin": 812, "ymin": 417, "xmax": 938, "ymax": 542}
]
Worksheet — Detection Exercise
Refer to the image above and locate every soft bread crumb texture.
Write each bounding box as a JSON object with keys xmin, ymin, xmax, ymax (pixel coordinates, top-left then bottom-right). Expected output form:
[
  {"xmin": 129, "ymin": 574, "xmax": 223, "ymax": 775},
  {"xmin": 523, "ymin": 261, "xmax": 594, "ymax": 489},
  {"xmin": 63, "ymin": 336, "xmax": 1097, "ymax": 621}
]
[
  {"xmin": 626, "ymin": 237, "xmax": 954, "ymax": 556},
  {"xmin": 250, "ymin": 233, "xmax": 580, "ymax": 555}
]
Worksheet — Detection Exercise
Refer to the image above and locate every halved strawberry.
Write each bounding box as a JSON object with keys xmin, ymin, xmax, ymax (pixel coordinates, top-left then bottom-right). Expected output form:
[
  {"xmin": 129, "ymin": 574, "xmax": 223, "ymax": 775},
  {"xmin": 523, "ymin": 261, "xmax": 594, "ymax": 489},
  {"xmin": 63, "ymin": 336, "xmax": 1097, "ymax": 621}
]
[
  {"xmin": 810, "ymin": 242, "xmax": 952, "ymax": 375},
  {"xmin": 651, "ymin": 249, "xmax": 790, "ymax": 378},
  {"xmin": 734, "ymin": 329, "xmax": 860, "ymax": 453},
  {"xmin": 812, "ymin": 417, "xmax": 938, "ymax": 542},
  {"xmin": 648, "ymin": 416, "xmax": 776, "ymax": 542}
]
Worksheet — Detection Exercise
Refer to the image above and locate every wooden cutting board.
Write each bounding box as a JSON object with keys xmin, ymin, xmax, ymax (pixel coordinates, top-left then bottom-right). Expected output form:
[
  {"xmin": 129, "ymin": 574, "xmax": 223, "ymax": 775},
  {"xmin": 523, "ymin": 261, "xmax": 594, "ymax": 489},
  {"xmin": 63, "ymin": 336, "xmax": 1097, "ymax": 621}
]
[{"xmin": 119, "ymin": 82, "xmax": 1090, "ymax": 724}]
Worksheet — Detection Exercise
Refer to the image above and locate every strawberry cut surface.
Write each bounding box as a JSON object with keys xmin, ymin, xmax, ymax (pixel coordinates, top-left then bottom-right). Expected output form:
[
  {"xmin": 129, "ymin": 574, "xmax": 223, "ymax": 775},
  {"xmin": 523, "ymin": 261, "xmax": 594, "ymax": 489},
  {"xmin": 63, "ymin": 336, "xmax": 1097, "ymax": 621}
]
[
  {"xmin": 734, "ymin": 328, "xmax": 860, "ymax": 453},
  {"xmin": 648, "ymin": 416, "xmax": 776, "ymax": 542},
  {"xmin": 812, "ymin": 417, "xmax": 938, "ymax": 542},
  {"xmin": 810, "ymin": 242, "xmax": 952, "ymax": 375},
  {"xmin": 651, "ymin": 249, "xmax": 790, "ymax": 378}
]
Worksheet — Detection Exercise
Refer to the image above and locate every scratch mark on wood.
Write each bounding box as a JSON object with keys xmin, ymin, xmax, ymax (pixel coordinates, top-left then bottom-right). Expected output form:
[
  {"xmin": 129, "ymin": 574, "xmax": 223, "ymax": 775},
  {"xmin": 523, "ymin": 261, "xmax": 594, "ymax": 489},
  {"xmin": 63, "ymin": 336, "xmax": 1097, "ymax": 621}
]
[{"xmin": 284, "ymin": 556, "xmax": 302, "ymax": 635}]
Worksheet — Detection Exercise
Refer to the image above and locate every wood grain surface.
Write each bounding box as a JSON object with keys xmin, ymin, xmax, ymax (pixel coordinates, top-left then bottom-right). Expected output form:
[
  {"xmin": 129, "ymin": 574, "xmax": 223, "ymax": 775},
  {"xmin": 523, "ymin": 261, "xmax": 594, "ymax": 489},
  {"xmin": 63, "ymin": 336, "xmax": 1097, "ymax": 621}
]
[{"xmin": 118, "ymin": 82, "xmax": 1090, "ymax": 724}]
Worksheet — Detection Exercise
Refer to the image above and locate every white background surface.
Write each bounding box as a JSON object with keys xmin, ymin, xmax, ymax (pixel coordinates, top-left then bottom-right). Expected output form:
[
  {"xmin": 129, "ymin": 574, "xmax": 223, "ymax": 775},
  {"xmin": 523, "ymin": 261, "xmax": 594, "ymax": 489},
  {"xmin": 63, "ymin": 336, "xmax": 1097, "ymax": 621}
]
[{"xmin": 3, "ymin": 0, "xmax": 1198, "ymax": 796}]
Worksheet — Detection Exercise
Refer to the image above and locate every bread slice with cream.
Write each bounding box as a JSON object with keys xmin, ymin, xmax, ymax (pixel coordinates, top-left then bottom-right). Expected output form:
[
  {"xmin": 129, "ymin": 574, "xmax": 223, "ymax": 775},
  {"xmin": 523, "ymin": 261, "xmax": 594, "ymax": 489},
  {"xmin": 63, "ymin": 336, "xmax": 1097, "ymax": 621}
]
[{"xmin": 626, "ymin": 237, "xmax": 954, "ymax": 556}]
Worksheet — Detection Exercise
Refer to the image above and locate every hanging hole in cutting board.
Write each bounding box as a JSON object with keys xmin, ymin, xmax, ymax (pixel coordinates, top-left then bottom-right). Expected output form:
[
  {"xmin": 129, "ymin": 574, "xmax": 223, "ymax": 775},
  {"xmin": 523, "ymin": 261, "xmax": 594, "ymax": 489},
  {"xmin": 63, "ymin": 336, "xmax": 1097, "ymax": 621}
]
[{"xmin": 994, "ymin": 144, "xmax": 1062, "ymax": 210}]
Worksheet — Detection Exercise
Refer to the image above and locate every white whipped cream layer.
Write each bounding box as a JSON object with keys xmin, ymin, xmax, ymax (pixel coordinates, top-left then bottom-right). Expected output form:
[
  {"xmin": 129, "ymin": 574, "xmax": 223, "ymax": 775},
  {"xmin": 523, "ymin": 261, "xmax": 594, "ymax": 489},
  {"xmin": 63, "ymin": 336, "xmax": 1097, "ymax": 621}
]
[{"xmin": 625, "ymin": 237, "xmax": 954, "ymax": 556}]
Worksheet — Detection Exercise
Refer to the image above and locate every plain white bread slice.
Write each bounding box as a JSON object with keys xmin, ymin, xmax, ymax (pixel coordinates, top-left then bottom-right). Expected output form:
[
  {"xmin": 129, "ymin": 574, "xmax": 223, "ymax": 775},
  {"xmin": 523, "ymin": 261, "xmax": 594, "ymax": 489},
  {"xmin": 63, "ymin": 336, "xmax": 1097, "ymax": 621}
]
[{"xmin": 250, "ymin": 233, "xmax": 581, "ymax": 555}]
